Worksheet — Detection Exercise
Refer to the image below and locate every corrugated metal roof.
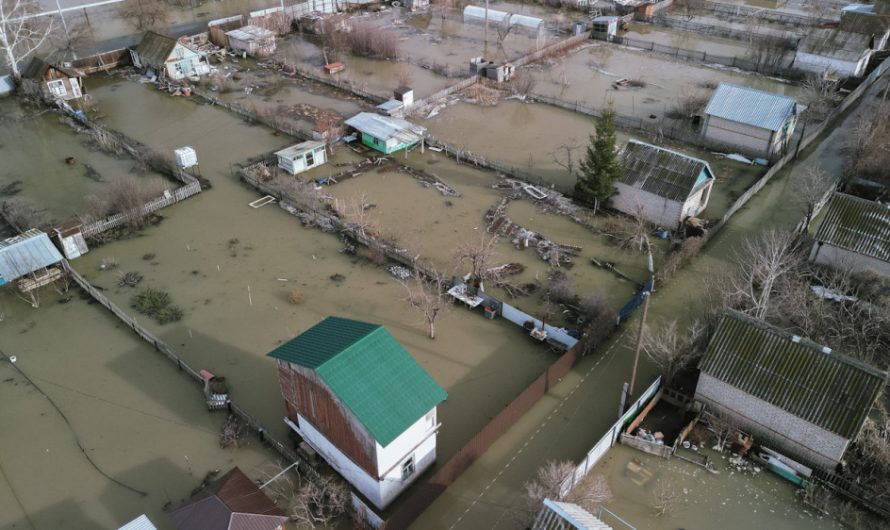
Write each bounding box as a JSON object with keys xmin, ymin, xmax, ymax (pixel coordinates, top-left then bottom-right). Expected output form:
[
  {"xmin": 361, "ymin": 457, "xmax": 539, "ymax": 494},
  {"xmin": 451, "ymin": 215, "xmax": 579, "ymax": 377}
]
[
  {"xmin": 134, "ymin": 31, "xmax": 178, "ymax": 66},
  {"xmin": 275, "ymin": 140, "xmax": 326, "ymax": 158},
  {"xmin": 619, "ymin": 139, "xmax": 714, "ymax": 201},
  {"xmin": 118, "ymin": 514, "xmax": 158, "ymax": 530},
  {"xmin": 797, "ymin": 29, "xmax": 872, "ymax": 61},
  {"xmin": 704, "ymin": 83, "xmax": 797, "ymax": 132},
  {"xmin": 813, "ymin": 192, "xmax": 890, "ymax": 262},
  {"xmin": 540, "ymin": 500, "xmax": 612, "ymax": 529},
  {"xmin": 463, "ymin": 5, "xmax": 511, "ymax": 24},
  {"xmin": 268, "ymin": 317, "xmax": 447, "ymax": 446},
  {"xmin": 344, "ymin": 112, "xmax": 425, "ymax": 145},
  {"xmin": 699, "ymin": 310, "xmax": 886, "ymax": 439},
  {"xmin": 225, "ymin": 25, "xmax": 276, "ymax": 42},
  {"xmin": 0, "ymin": 231, "xmax": 63, "ymax": 283},
  {"xmin": 170, "ymin": 468, "xmax": 287, "ymax": 530}
]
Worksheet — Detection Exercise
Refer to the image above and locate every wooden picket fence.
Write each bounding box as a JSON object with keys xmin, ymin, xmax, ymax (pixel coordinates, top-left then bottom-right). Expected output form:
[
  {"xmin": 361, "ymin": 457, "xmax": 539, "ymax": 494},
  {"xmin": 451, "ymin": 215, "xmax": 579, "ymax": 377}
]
[{"xmin": 81, "ymin": 180, "xmax": 202, "ymax": 238}]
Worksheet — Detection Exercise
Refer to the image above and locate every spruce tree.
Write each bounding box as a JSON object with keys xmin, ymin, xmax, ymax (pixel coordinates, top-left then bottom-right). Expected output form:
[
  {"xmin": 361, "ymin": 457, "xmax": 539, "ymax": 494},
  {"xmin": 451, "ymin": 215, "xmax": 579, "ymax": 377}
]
[{"xmin": 575, "ymin": 107, "xmax": 623, "ymax": 208}]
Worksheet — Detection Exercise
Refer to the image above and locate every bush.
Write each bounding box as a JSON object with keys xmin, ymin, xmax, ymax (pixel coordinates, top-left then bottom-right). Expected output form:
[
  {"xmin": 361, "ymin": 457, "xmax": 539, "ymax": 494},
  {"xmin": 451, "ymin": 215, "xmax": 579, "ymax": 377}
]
[
  {"xmin": 345, "ymin": 21, "xmax": 400, "ymax": 59},
  {"xmin": 1, "ymin": 197, "xmax": 51, "ymax": 230},
  {"xmin": 656, "ymin": 237, "xmax": 705, "ymax": 284},
  {"xmin": 131, "ymin": 287, "xmax": 183, "ymax": 324}
]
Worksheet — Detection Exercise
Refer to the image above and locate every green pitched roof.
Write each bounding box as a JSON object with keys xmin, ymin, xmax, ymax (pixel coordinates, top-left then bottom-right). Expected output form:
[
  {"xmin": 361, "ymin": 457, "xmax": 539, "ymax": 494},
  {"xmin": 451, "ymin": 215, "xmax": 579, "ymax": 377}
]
[
  {"xmin": 268, "ymin": 317, "xmax": 447, "ymax": 446},
  {"xmin": 700, "ymin": 310, "xmax": 886, "ymax": 439}
]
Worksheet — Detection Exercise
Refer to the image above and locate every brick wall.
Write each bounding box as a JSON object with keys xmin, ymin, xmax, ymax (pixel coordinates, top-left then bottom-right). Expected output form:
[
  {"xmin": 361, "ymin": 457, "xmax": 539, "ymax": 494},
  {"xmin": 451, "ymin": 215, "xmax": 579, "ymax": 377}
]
[{"xmin": 695, "ymin": 373, "xmax": 848, "ymax": 470}]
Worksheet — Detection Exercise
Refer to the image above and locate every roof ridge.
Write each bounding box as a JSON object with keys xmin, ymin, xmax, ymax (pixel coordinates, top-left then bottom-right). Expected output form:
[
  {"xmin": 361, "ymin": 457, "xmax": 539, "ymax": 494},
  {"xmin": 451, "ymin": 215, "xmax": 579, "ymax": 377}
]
[
  {"xmin": 627, "ymin": 138, "xmax": 712, "ymax": 171},
  {"xmin": 723, "ymin": 309, "xmax": 887, "ymax": 379},
  {"xmin": 315, "ymin": 320, "xmax": 384, "ymax": 369},
  {"xmin": 715, "ymin": 81, "xmax": 797, "ymax": 101}
]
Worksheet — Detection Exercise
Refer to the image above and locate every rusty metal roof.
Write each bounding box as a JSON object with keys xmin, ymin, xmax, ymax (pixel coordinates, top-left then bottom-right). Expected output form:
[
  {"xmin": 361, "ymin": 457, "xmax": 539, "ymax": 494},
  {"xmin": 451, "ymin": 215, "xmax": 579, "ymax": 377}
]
[
  {"xmin": 699, "ymin": 310, "xmax": 886, "ymax": 439},
  {"xmin": 169, "ymin": 468, "xmax": 287, "ymax": 530},
  {"xmin": 619, "ymin": 139, "xmax": 714, "ymax": 202},
  {"xmin": 813, "ymin": 192, "xmax": 890, "ymax": 263}
]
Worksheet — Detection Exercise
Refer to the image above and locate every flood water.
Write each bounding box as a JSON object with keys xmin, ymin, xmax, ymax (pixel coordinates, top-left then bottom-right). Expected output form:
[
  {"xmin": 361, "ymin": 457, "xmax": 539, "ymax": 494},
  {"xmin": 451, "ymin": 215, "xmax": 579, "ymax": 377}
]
[{"xmin": 0, "ymin": 98, "xmax": 172, "ymax": 223}]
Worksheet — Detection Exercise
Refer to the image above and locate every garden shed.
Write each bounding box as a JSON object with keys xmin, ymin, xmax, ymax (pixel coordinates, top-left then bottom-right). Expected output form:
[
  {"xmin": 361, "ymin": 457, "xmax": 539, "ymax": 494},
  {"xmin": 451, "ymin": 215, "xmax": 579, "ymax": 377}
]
[
  {"xmin": 20, "ymin": 57, "xmax": 85, "ymax": 102},
  {"xmin": 275, "ymin": 140, "xmax": 327, "ymax": 175},
  {"xmin": 695, "ymin": 310, "xmax": 886, "ymax": 471},
  {"xmin": 613, "ymin": 139, "xmax": 716, "ymax": 229},
  {"xmin": 702, "ymin": 83, "xmax": 797, "ymax": 158},
  {"xmin": 226, "ymin": 25, "xmax": 277, "ymax": 57},
  {"xmin": 809, "ymin": 192, "xmax": 890, "ymax": 276},
  {"xmin": 344, "ymin": 112, "xmax": 426, "ymax": 154}
]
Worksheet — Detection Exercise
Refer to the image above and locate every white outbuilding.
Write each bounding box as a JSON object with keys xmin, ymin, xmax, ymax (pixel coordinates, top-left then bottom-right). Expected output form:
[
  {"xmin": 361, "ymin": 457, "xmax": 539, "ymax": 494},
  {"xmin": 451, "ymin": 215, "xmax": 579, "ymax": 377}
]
[{"xmin": 275, "ymin": 141, "xmax": 327, "ymax": 175}]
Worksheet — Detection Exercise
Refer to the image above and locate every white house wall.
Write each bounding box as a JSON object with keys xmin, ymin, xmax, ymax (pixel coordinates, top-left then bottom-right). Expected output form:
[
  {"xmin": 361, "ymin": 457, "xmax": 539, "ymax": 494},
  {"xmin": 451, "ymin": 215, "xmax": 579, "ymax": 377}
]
[
  {"xmin": 292, "ymin": 414, "xmax": 386, "ymax": 508},
  {"xmin": 695, "ymin": 373, "xmax": 849, "ymax": 470},
  {"xmin": 682, "ymin": 183, "xmax": 711, "ymax": 219},
  {"xmin": 809, "ymin": 242, "xmax": 890, "ymax": 276},
  {"xmin": 612, "ymin": 182, "xmax": 684, "ymax": 228},
  {"xmin": 794, "ymin": 51, "xmax": 869, "ymax": 78},
  {"xmin": 374, "ymin": 408, "xmax": 438, "ymax": 508},
  {"xmin": 703, "ymin": 115, "xmax": 774, "ymax": 157}
]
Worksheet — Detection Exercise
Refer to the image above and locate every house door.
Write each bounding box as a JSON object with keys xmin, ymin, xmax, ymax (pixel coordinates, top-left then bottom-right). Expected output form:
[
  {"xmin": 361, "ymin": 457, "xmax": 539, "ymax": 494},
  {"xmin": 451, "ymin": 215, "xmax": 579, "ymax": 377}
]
[{"xmin": 130, "ymin": 49, "xmax": 142, "ymax": 69}]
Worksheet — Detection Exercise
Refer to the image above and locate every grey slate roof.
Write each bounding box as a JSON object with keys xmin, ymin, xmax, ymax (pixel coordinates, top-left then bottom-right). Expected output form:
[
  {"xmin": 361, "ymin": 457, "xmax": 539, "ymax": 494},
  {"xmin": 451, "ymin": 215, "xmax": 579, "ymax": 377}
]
[
  {"xmin": 21, "ymin": 57, "xmax": 82, "ymax": 80},
  {"xmin": 0, "ymin": 231, "xmax": 63, "ymax": 283},
  {"xmin": 813, "ymin": 192, "xmax": 890, "ymax": 263},
  {"xmin": 704, "ymin": 83, "xmax": 797, "ymax": 132},
  {"xmin": 344, "ymin": 112, "xmax": 425, "ymax": 145},
  {"xmin": 134, "ymin": 31, "xmax": 178, "ymax": 67},
  {"xmin": 797, "ymin": 28, "xmax": 872, "ymax": 61},
  {"xmin": 839, "ymin": 11, "xmax": 890, "ymax": 39},
  {"xmin": 700, "ymin": 310, "xmax": 886, "ymax": 439},
  {"xmin": 619, "ymin": 139, "xmax": 714, "ymax": 202}
]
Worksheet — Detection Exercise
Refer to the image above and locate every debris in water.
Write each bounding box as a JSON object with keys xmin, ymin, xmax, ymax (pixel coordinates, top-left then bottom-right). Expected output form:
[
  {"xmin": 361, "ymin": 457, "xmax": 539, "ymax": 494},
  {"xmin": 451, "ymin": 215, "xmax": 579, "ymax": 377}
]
[
  {"xmin": 388, "ymin": 265, "xmax": 411, "ymax": 280},
  {"xmin": 118, "ymin": 271, "xmax": 143, "ymax": 287},
  {"xmin": 330, "ymin": 273, "xmax": 346, "ymax": 283}
]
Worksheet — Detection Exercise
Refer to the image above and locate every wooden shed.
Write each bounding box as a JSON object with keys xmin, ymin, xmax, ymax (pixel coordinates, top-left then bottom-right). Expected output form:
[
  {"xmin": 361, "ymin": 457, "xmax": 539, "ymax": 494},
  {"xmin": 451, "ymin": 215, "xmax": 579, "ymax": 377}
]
[{"xmin": 21, "ymin": 57, "xmax": 85, "ymax": 102}]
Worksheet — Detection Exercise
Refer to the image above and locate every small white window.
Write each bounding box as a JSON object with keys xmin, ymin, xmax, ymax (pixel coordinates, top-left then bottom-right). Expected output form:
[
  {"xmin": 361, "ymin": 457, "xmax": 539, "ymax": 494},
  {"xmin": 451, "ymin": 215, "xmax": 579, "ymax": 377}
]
[
  {"xmin": 401, "ymin": 455, "xmax": 415, "ymax": 480},
  {"xmin": 305, "ymin": 150, "xmax": 315, "ymax": 167},
  {"xmin": 46, "ymin": 80, "xmax": 67, "ymax": 98}
]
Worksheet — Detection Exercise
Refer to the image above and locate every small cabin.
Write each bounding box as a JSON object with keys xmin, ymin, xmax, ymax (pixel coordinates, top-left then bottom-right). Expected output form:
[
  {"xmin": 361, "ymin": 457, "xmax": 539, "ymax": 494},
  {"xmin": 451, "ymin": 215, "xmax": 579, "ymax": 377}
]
[
  {"xmin": 275, "ymin": 141, "xmax": 327, "ymax": 175},
  {"xmin": 226, "ymin": 25, "xmax": 277, "ymax": 57},
  {"xmin": 344, "ymin": 112, "xmax": 426, "ymax": 154},
  {"xmin": 702, "ymin": 83, "xmax": 797, "ymax": 158},
  {"xmin": 809, "ymin": 193, "xmax": 890, "ymax": 276},
  {"xmin": 131, "ymin": 31, "xmax": 211, "ymax": 81},
  {"xmin": 21, "ymin": 57, "xmax": 85, "ymax": 102},
  {"xmin": 591, "ymin": 16, "xmax": 618, "ymax": 41}
]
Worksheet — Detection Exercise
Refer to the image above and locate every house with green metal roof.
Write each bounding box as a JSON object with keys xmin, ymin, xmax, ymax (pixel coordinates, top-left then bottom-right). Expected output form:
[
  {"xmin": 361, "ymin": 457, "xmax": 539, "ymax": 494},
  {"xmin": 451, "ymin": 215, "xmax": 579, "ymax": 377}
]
[
  {"xmin": 810, "ymin": 192, "xmax": 890, "ymax": 277},
  {"xmin": 695, "ymin": 310, "xmax": 886, "ymax": 471},
  {"xmin": 268, "ymin": 316, "xmax": 447, "ymax": 510}
]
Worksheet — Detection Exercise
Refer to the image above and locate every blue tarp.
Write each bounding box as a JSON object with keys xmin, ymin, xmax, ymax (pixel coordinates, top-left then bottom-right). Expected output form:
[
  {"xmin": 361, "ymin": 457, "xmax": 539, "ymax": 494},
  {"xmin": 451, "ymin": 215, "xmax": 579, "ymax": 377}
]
[{"xmin": 618, "ymin": 278, "xmax": 654, "ymax": 323}]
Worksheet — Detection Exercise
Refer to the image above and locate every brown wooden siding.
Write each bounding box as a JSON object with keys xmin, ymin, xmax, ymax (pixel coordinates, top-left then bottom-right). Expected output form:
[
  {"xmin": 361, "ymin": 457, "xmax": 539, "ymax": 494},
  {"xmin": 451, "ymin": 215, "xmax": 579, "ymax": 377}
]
[{"xmin": 276, "ymin": 361, "xmax": 378, "ymax": 477}]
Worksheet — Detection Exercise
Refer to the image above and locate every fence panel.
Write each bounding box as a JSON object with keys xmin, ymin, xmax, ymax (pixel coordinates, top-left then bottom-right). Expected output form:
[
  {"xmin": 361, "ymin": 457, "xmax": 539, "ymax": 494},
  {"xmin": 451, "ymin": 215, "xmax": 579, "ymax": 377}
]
[{"xmin": 501, "ymin": 302, "xmax": 579, "ymax": 348}]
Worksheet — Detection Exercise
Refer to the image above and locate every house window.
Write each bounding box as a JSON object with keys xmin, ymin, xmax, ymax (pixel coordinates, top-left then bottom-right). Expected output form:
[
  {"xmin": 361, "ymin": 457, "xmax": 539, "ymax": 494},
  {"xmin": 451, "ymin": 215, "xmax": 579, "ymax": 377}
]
[
  {"xmin": 305, "ymin": 150, "xmax": 315, "ymax": 167},
  {"xmin": 46, "ymin": 80, "xmax": 67, "ymax": 98},
  {"xmin": 401, "ymin": 455, "xmax": 415, "ymax": 480}
]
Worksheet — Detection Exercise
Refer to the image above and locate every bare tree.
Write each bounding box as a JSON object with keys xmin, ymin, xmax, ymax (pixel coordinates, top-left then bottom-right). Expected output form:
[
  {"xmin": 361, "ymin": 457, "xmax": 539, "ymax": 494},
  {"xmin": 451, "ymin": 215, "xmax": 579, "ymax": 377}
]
[
  {"xmin": 747, "ymin": 33, "xmax": 790, "ymax": 73},
  {"xmin": 651, "ymin": 478, "xmax": 682, "ymax": 517},
  {"xmin": 523, "ymin": 461, "xmax": 612, "ymax": 526},
  {"xmin": 335, "ymin": 194, "xmax": 377, "ymax": 239},
  {"xmin": 289, "ymin": 474, "xmax": 350, "ymax": 529},
  {"xmin": 641, "ymin": 319, "xmax": 704, "ymax": 388},
  {"xmin": 0, "ymin": 0, "xmax": 54, "ymax": 83},
  {"xmin": 1, "ymin": 196, "xmax": 51, "ymax": 231},
  {"xmin": 118, "ymin": 0, "xmax": 170, "ymax": 32},
  {"xmin": 453, "ymin": 233, "xmax": 500, "ymax": 292},
  {"xmin": 704, "ymin": 409, "xmax": 738, "ymax": 453},
  {"xmin": 800, "ymin": 73, "xmax": 841, "ymax": 123},
  {"xmin": 401, "ymin": 267, "xmax": 450, "ymax": 339},
  {"xmin": 720, "ymin": 229, "xmax": 803, "ymax": 320},
  {"xmin": 843, "ymin": 406, "xmax": 890, "ymax": 502},
  {"xmin": 552, "ymin": 141, "xmax": 582, "ymax": 179},
  {"xmin": 792, "ymin": 166, "xmax": 833, "ymax": 229}
]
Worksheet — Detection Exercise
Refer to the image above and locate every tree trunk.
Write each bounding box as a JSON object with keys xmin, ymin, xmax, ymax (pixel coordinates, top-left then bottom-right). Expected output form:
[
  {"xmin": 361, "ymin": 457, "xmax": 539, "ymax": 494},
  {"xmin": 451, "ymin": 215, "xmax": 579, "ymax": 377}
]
[{"xmin": 428, "ymin": 319, "xmax": 436, "ymax": 340}]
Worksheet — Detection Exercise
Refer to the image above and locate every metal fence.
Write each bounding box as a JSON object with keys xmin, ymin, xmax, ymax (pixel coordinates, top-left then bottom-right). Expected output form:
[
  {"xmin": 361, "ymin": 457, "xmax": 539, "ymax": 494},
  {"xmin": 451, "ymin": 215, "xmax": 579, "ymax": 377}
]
[
  {"xmin": 650, "ymin": 15, "xmax": 799, "ymax": 47},
  {"xmin": 611, "ymin": 34, "xmax": 796, "ymax": 75},
  {"xmin": 559, "ymin": 376, "xmax": 663, "ymax": 498}
]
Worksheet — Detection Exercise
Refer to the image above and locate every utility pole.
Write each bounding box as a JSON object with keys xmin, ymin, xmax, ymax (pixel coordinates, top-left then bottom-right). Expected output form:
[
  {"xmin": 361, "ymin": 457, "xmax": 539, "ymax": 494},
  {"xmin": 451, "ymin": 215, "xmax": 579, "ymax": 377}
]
[
  {"xmin": 625, "ymin": 243, "xmax": 654, "ymax": 412},
  {"xmin": 484, "ymin": 0, "xmax": 489, "ymax": 56}
]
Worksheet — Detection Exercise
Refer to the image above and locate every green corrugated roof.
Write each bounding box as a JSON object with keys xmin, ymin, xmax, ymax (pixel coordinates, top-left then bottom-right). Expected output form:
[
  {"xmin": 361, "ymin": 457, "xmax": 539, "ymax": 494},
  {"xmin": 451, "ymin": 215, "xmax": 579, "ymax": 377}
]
[
  {"xmin": 268, "ymin": 317, "xmax": 447, "ymax": 446},
  {"xmin": 699, "ymin": 310, "xmax": 886, "ymax": 439}
]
